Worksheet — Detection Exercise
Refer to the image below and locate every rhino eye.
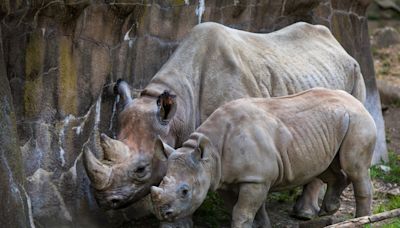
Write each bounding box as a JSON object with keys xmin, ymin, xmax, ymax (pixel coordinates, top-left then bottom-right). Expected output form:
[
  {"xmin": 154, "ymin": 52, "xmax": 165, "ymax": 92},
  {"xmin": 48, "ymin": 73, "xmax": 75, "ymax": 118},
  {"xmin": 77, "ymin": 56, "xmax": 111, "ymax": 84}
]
[
  {"xmin": 136, "ymin": 166, "xmax": 145, "ymax": 174},
  {"xmin": 133, "ymin": 165, "xmax": 150, "ymax": 179},
  {"xmin": 179, "ymin": 185, "xmax": 190, "ymax": 199}
]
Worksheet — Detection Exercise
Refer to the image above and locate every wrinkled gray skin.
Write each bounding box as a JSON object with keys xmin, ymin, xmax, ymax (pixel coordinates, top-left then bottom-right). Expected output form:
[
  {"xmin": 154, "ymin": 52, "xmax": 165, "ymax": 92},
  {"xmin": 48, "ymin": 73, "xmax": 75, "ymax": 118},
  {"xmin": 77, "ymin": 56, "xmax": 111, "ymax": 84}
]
[
  {"xmin": 83, "ymin": 22, "xmax": 366, "ymax": 219},
  {"xmin": 151, "ymin": 88, "xmax": 376, "ymax": 228}
]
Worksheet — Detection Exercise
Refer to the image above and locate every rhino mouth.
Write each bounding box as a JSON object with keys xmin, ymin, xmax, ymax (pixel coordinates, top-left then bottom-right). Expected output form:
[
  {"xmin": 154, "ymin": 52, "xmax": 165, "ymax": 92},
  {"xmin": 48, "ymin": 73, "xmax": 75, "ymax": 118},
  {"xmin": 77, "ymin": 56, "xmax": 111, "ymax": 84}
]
[{"xmin": 94, "ymin": 190, "xmax": 133, "ymax": 210}]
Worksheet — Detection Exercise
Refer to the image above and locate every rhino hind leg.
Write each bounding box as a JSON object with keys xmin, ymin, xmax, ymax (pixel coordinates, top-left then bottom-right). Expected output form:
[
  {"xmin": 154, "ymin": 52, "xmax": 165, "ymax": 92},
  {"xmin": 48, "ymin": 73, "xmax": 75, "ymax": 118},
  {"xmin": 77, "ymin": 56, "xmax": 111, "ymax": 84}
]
[
  {"xmin": 339, "ymin": 153, "xmax": 374, "ymax": 217},
  {"xmin": 318, "ymin": 156, "xmax": 351, "ymax": 216},
  {"xmin": 337, "ymin": 118, "xmax": 376, "ymax": 217},
  {"xmin": 291, "ymin": 179, "xmax": 323, "ymax": 220},
  {"xmin": 232, "ymin": 183, "xmax": 270, "ymax": 228}
]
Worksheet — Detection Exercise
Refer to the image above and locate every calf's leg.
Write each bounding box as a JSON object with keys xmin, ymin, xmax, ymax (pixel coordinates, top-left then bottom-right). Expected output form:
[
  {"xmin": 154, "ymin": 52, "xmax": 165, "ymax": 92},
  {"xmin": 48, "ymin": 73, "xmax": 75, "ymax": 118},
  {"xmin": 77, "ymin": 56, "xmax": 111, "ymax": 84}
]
[
  {"xmin": 318, "ymin": 157, "xmax": 350, "ymax": 216},
  {"xmin": 338, "ymin": 121, "xmax": 375, "ymax": 217},
  {"xmin": 292, "ymin": 179, "xmax": 323, "ymax": 220},
  {"xmin": 349, "ymin": 175, "xmax": 373, "ymax": 217},
  {"xmin": 232, "ymin": 183, "xmax": 269, "ymax": 228}
]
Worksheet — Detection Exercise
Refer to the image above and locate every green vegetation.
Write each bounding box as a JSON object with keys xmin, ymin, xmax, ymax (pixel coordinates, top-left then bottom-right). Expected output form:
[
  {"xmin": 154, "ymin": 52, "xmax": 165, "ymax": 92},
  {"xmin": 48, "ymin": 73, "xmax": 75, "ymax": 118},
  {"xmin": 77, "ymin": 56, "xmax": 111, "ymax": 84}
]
[
  {"xmin": 268, "ymin": 188, "xmax": 301, "ymax": 203},
  {"xmin": 370, "ymin": 150, "xmax": 400, "ymax": 183},
  {"xmin": 194, "ymin": 192, "xmax": 230, "ymax": 228},
  {"xmin": 382, "ymin": 218, "xmax": 400, "ymax": 228},
  {"xmin": 379, "ymin": 59, "xmax": 391, "ymax": 76},
  {"xmin": 364, "ymin": 218, "xmax": 400, "ymax": 228},
  {"xmin": 374, "ymin": 195, "xmax": 400, "ymax": 214}
]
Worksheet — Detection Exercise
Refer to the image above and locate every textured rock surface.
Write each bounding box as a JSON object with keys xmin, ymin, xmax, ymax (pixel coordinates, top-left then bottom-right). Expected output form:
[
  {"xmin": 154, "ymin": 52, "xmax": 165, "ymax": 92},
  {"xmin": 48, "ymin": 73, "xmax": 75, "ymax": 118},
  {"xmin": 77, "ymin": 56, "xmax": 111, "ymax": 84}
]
[
  {"xmin": 0, "ymin": 0, "xmax": 386, "ymax": 227},
  {"xmin": 372, "ymin": 26, "xmax": 400, "ymax": 48},
  {"xmin": 0, "ymin": 26, "xmax": 31, "ymax": 228}
]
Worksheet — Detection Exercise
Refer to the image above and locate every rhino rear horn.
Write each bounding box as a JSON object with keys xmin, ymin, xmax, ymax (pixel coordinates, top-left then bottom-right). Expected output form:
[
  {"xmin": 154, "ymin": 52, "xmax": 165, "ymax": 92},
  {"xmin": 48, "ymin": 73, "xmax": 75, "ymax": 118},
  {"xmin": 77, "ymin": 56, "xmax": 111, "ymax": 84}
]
[
  {"xmin": 100, "ymin": 133, "xmax": 130, "ymax": 162},
  {"xmin": 83, "ymin": 146, "xmax": 112, "ymax": 190}
]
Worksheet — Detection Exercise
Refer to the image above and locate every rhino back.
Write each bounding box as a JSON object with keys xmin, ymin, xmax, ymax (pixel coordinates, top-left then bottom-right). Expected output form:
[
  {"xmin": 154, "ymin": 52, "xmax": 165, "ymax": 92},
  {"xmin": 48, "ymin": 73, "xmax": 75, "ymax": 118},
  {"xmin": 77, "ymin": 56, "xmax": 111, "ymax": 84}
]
[{"xmin": 145, "ymin": 22, "xmax": 362, "ymax": 130}]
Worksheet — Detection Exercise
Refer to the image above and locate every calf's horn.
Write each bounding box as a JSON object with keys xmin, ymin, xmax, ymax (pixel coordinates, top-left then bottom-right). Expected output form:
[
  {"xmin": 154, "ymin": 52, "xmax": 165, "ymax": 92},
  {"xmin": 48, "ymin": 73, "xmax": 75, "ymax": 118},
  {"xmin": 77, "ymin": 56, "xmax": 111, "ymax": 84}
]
[
  {"xmin": 151, "ymin": 186, "xmax": 164, "ymax": 200},
  {"xmin": 83, "ymin": 146, "xmax": 112, "ymax": 190}
]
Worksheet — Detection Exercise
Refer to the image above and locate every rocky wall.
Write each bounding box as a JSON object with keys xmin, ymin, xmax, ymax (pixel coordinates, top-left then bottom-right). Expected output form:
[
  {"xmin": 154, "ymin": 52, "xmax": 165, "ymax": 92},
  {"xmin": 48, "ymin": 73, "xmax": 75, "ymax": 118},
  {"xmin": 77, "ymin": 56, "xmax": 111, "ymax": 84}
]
[
  {"xmin": 0, "ymin": 0, "xmax": 386, "ymax": 227},
  {"xmin": 0, "ymin": 25, "xmax": 31, "ymax": 228}
]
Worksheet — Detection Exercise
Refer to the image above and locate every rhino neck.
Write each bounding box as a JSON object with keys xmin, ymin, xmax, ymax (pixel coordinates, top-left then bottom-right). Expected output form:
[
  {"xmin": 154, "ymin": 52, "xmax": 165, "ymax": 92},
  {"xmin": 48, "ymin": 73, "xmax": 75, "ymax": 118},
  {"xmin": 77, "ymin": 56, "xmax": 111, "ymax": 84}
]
[
  {"xmin": 206, "ymin": 143, "xmax": 222, "ymax": 192},
  {"xmin": 185, "ymin": 132, "xmax": 222, "ymax": 192}
]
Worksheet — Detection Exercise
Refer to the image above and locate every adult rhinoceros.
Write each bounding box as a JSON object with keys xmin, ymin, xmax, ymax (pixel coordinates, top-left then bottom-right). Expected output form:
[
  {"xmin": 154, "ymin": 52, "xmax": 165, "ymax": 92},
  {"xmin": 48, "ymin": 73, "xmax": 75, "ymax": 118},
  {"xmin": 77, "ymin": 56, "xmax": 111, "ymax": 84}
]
[{"xmin": 83, "ymin": 22, "xmax": 365, "ymax": 220}]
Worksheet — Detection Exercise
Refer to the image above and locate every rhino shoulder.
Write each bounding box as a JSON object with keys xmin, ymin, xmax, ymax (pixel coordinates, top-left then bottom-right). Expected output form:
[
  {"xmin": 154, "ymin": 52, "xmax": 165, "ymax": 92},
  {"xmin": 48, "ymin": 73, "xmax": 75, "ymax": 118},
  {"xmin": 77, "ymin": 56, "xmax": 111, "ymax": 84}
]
[
  {"xmin": 191, "ymin": 22, "xmax": 228, "ymax": 36},
  {"xmin": 288, "ymin": 22, "xmax": 333, "ymax": 38}
]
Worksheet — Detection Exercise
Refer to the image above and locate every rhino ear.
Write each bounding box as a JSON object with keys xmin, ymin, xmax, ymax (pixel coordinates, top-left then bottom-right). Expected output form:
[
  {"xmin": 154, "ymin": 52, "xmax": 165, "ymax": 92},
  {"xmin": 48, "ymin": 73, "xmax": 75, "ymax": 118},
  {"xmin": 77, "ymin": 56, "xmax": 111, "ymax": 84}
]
[
  {"xmin": 191, "ymin": 134, "xmax": 210, "ymax": 163},
  {"xmin": 157, "ymin": 90, "xmax": 177, "ymax": 125},
  {"xmin": 154, "ymin": 136, "xmax": 175, "ymax": 162},
  {"xmin": 114, "ymin": 79, "xmax": 133, "ymax": 108}
]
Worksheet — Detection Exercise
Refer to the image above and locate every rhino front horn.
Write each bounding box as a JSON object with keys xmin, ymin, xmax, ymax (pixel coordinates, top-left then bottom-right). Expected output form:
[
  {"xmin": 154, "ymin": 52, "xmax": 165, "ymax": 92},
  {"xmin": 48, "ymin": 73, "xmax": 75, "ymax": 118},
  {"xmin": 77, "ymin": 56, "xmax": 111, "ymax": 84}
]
[
  {"xmin": 151, "ymin": 186, "xmax": 164, "ymax": 201},
  {"xmin": 83, "ymin": 146, "xmax": 112, "ymax": 190}
]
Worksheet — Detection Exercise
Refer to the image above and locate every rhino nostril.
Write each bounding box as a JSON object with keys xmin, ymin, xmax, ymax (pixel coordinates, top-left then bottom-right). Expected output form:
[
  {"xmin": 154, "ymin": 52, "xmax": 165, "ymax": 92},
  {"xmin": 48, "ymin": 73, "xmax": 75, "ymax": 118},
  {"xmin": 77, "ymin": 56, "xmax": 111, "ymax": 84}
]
[
  {"xmin": 164, "ymin": 210, "xmax": 173, "ymax": 217},
  {"xmin": 110, "ymin": 198, "xmax": 121, "ymax": 205}
]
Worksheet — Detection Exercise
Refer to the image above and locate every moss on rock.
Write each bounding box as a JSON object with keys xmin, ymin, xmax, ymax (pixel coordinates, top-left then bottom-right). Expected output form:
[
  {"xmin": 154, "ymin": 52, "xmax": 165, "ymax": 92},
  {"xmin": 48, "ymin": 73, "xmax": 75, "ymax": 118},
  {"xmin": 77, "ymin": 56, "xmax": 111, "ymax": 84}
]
[{"xmin": 58, "ymin": 36, "xmax": 78, "ymax": 116}]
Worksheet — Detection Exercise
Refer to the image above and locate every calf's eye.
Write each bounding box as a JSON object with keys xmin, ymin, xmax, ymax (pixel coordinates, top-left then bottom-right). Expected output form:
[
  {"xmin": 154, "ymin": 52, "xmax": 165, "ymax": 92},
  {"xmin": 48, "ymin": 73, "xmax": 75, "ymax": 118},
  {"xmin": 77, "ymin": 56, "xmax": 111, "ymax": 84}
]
[
  {"xmin": 136, "ymin": 166, "xmax": 145, "ymax": 174},
  {"xmin": 179, "ymin": 185, "xmax": 190, "ymax": 199}
]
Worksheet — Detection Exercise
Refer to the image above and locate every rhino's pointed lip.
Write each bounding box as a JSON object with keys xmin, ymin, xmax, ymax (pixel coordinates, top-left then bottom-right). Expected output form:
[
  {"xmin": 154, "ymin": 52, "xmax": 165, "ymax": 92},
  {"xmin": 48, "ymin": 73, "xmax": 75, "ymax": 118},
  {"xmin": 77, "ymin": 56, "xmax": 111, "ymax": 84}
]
[
  {"xmin": 109, "ymin": 186, "xmax": 152, "ymax": 210},
  {"xmin": 109, "ymin": 200, "xmax": 132, "ymax": 210}
]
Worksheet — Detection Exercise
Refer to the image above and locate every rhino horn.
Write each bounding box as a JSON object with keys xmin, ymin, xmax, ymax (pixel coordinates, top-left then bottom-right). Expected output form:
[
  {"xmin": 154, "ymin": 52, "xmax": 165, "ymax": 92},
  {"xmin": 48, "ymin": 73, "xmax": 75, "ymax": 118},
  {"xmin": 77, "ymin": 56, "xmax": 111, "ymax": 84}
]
[
  {"xmin": 100, "ymin": 133, "xmax": 129, "ymax": 162},
  {"xmin": 83, "ymin": 146, "xmax": 112, "ymax": 190},
  {"xmin": 163, "ymin": 176, "xmax": 176, "ymax": 185},
  {"xmin": 151, "ymin": 186, "xmax": 164, "ymax": 201}
]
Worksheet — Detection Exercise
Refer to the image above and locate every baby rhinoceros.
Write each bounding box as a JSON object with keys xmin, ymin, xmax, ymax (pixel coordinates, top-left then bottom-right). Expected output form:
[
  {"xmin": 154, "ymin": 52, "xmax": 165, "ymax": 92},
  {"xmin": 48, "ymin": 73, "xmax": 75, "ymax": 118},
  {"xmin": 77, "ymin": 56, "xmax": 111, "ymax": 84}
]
[{"xmin": 150, "ymin": 88, "xmax": 376, "ymax": 228}]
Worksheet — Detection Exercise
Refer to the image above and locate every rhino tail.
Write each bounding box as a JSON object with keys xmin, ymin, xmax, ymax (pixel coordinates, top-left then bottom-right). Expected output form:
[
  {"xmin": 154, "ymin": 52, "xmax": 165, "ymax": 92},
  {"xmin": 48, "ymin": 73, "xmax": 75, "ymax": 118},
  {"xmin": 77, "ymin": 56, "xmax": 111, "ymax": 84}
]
[
  {"xmin": 114, "ymin": 79, "xmax": 133, "ymax": 108},
  {"xmin": 351, "ymin": 63, "xmax": 366, "ymax": 104}
]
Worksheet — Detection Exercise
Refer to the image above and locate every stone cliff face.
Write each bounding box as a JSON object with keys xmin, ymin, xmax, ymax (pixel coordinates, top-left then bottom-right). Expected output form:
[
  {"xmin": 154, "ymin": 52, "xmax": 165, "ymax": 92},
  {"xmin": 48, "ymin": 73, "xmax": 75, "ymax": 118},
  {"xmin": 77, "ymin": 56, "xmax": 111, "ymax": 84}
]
[{"xmin": 0, "ymin": 0, "xmax": 385, "ymax": 227}]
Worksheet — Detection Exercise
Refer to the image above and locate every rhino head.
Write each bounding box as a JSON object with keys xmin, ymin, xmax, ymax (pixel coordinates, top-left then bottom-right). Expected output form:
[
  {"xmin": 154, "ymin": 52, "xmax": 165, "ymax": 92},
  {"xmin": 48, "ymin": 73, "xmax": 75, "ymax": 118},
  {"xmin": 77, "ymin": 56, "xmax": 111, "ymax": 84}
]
[
  {"xmin": 84, "ymin": 89, "xmax": 180, "ymax": 210},
  {"xmin": 150, "ymin": 135, "xmax": 215, "ymax": 221}
]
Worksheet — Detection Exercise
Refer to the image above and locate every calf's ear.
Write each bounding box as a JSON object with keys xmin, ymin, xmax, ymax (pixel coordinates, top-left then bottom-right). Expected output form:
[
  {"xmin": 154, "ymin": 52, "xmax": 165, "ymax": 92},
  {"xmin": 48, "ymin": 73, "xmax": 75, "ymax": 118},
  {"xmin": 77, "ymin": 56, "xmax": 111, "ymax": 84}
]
[
  {"xmin": 157, "ymin": 90, "xmax": 177, "ymax": 124},
  {"xmin": 154, "ymin": 136, "xmax": 175, "ymax": 161},
  {"xmin": 191, "ymin": 134, "xmax": 211, "ymax": 163}
]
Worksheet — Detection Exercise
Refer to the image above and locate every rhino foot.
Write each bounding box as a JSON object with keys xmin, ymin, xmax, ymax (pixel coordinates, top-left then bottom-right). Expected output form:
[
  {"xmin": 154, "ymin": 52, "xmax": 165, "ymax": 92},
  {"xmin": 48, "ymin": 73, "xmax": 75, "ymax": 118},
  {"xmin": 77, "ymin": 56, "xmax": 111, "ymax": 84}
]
[
  {"xmin": 290, "ymin": 207, "xmax": 319, "ymax": 220},
  {"xmin": 291, "ymin": 194, "xmax": 320, "ymax": 220},
  {"xmin": 318, "ymin": 200, "xmax": 340, "ymax": 216}
]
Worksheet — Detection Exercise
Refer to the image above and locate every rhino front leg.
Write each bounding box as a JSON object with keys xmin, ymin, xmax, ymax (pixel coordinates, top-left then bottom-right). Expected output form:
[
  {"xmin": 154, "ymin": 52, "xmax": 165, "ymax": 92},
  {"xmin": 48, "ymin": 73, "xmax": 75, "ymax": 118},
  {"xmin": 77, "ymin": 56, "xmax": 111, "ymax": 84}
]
[
  {"xmin": 253, "ymin": 203, "xmax": 271, "ymax": 228},
  {"xmin": 232, "ymin": 183, "xmax": 270, "ymax": 228},
  {"xmin": 292, "ymin": 179, "xmax": 323, "ymax": 220}
]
